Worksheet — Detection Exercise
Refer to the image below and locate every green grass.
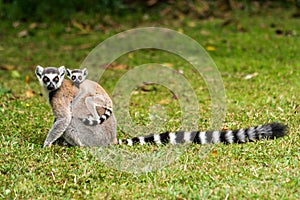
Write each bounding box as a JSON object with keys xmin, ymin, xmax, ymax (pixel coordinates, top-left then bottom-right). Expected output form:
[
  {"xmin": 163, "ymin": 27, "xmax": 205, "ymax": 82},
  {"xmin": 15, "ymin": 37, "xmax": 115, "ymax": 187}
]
[{"xmin": 1, "ymin": 6, "xmax": 300, "ymax": 199}]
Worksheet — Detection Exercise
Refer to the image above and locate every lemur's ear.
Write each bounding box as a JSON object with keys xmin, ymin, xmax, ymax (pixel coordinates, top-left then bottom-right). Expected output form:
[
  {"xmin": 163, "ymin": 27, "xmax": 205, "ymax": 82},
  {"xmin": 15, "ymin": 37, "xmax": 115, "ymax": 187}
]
[
  {"xmin": 58, "ymin": 66, "xmax": 66, "ymax": 78},
  {"xmin": 66, "ymin": 69, "xmax": 72, "ymax": 79},
  {"xmin": 35, "ymin": 65, "xmax": 44, "ymax": 79},
  {"xmin": 83, "ymin": 68, "xmax": 88, "ymax": 77}
]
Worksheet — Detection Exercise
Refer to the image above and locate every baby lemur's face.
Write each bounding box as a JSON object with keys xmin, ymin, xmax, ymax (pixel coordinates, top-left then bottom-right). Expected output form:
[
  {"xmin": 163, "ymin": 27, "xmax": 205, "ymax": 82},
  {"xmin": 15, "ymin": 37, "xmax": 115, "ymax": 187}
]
[
  {"xmin": 35, "ymin": 65, "xmax": 65, "ymax": 91},
  {"xmin": 66, "ymin": 68, "xmax": 88, "ymax": 85}
]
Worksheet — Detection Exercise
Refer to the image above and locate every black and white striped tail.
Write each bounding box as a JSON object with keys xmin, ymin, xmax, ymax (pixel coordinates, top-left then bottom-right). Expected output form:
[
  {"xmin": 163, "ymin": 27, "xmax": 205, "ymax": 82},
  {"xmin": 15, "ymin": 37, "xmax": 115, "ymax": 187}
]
[
  {"xmin": 81, "ymin": 106, "xmax": 113, "ymax": 126},
  {"xmin": 117, "ymin": 122, "xmax": 287, "ymax": 146}
]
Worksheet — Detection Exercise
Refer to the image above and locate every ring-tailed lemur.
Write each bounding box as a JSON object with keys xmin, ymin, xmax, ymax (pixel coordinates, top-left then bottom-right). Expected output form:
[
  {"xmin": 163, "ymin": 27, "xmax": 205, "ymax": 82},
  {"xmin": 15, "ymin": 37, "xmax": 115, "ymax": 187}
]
[
  {"xmin": 36, "ymin": 66, "xmax": 287, "ymax": 147},
  {"xmin": 65, "ymin": 68, "xmax": 113, "ymax": 126},
  {"xmin": 35, "ymin": 65, "xmax": 117, "ymax": 147}
]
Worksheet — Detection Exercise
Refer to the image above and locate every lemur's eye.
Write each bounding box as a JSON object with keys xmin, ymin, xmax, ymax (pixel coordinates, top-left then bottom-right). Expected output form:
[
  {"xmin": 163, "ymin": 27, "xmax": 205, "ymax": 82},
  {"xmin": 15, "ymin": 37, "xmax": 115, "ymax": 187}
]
[
  {"xmin": 53, "ymin": 76, "xmax": 59, "ymax": 83},
  {"xmin": 43, "ymin": 77, "xmax": 49, "ymax": 83},
  {"xmin": 71, "ymin": 76, "xmax": 76, "ymax": 80},
  {"xmin": 78, "ymin": 76, "xmax": 82, "ymax": 80}
]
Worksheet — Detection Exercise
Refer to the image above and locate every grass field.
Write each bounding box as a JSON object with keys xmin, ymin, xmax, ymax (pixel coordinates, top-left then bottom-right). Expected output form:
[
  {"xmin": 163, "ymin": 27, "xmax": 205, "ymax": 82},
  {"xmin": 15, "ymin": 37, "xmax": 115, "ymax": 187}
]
[{"xmin": 0, "ymin": 5, "xmax": 299, "ymax": 200}]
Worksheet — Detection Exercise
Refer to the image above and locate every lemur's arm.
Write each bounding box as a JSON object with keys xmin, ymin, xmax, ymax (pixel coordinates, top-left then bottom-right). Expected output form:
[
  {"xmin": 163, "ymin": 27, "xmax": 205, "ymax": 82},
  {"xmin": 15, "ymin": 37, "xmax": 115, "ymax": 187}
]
[
  {"xmin": 44, "ymin": 100, "xmax": 72, "ymax": 147},
  {"xmin": 44, "ymin": 114, "xmax": 71, "ymax": 147}
]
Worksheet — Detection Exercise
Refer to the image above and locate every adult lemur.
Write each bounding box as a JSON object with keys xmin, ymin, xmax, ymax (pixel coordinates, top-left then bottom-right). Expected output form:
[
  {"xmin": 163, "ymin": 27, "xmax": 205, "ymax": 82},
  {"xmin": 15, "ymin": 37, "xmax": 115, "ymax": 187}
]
[
  {"xmin": 36, "ymin": 65, "xmax": 117, "ymax": 147},
  {"xmin": 35, "ymin": 65, "xmax": 287, "ymax": 147}
]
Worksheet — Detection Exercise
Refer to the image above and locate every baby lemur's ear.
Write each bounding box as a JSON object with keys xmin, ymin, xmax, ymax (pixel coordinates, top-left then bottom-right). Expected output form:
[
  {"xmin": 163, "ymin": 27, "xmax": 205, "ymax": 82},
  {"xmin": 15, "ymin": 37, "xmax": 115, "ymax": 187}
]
[
  {"xmin": 35, "ymin": 65, "xmax": 44, "ymax": 79},
  {"xmin": 58, "ymin": 66, "xmax": 66, "ymax": 78},
  {"xmin": 66, "ymin": 68, "xmax": 72, "ymax": 79},
  {"xmin": 83, "ymin": 68, "xmax": 88, "ymax": 77}
]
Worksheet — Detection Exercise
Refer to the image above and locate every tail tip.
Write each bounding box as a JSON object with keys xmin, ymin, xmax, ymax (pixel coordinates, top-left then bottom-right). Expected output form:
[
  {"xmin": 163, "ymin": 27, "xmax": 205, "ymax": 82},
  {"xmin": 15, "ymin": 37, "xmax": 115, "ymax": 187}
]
[{"xmin": 269, "ymin": 122, "xmax": 288, "ymax": 138}]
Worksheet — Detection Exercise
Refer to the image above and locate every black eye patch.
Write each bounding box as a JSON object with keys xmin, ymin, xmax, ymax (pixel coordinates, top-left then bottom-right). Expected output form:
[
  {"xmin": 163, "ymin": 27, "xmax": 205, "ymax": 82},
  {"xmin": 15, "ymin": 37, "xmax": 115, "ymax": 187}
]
[
  {"xmin": 53, "ymin": 76, "xmax": 59, "ymax": 83},
  {"xmin": 78, "ymin": 76, "xmax": 82, "ymax": 80},
  {"xmin": 43, "ymin": 77, "xmax": 50, "ymax": 83},
  {"xmin": 71, "ymin": 76, "xmax": 76, "ymax": 80}
]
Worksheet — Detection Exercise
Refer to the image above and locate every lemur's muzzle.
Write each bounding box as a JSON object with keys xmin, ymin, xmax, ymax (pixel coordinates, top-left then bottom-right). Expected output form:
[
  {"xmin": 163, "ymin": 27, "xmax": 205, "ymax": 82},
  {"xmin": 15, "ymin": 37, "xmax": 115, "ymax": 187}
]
[{"xmin": 47, "ymin": 83, "xmax": 55, "ymax": 90}]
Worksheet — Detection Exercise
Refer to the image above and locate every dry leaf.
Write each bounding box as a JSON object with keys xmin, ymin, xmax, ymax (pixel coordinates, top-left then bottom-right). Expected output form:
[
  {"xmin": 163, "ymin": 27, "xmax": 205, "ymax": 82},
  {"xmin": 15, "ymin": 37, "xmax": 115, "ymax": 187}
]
[
  {"xmin": 199, "ymin": 30, "xmax": 210, "ymax": 36},
  {"xmin": 13, "ymin": 21, "xmax": 20, "ymax": 28},
  {"xmin": 29, "ymin": 23, "xmax": 38, "ymax": 29},
  {"xmin": 78, "ymin": 43, "xmax": 93, "ymax": 50},
  {"xmin": 25, "ymin": 75, "xmax": 30, "ymax": 84},
  {"xmin": 0, "ymin": 64, "xmax": 15, "ymax": 71},
  {"xmin": 18, "ymin": 30, "xmax": 28, "ymax": 37},
  {"xmin": 147, "ymin": 0, "xmax": 158, "ymax": 6},
  {"xmin": 244, "ymin": 72, "xmax": 258, "ymax": 80},
  {"xmin": 187, "ymin": 21, "xmax": 196, "ymax": 27},
  {"xmin": 62, "ymin": 45, "xmax": 73, "ymax": 51},
  {"xmin": 71, "ymin": 20, "xmax": 84, "ymax": 31},
  {"xmin": 162, "ymin": 63, "xmax": 174, "ymax": 68},
  {"xmin": 113, "ymin": 64, "xmax": 128, "ymax": 70},
  {"xmin": 211, "ymin": 149, "xmax": 218, "ymax": 156},
  {"xmin": 177, "ymin": 28, "xmax": 184, "ymax": 34},
  {"xmin": 158, "ymin": 99, "xmax": 170, "ymax": 105},
  {"xmin": 206, "ymin": 46, "xmax": 216, "ymax": 51},
  {"xmin": 25, "ymin": 89, "xmax": 35, "ymax": 98}
]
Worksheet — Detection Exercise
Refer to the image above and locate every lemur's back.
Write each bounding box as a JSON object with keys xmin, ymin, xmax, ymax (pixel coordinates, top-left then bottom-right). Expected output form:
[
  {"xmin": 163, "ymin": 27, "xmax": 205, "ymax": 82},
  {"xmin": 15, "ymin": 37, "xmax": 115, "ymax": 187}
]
[{"xmin": 66, "ymin": 79, "xmax": 117, "ymax": 146}]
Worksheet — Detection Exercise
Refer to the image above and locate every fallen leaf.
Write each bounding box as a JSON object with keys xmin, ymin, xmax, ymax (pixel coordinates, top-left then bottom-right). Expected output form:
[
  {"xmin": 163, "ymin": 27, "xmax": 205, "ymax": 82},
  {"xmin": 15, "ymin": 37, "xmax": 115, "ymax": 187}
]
[
  {"xmin": 29, "ymin": 23, "xmax": 38, "ymax": 29},
  {"xmin": 177, "ymin": 28, "xmax": 184, "ymax": 34},
  {"xmin": 0, "ymin": 64, "xmax": 15, "ymax": 71},
  {"xmin": 18, "ymin": 30, "xmax": 28, "ymax": 37},
  {"xmin": 158, "ymin": 99, "xmax": 170, "ymax": 105},
  {"xmin": 211, "ymin": 149, "xmax": 218, "ymax": 156},
  {"xmin": 147, "ymin": 0, "xmax": 158, "ymax": 6},
  {"xmin": 244, "ymin": 72, "xmax": 258, "ymax": 80},
  {"xmin": 78, "ymin": 43, "xmax": 93, "ymax": 50},
  {"xmin": 62, "ymin": 45, "xmax": 73, "ymax": 51},
  {"xmin": 160, "ymin": 7, "xmax": 172, "ymax": 16},
  {"xmin": 71, "ymin": 20, "xmax": 84, "ymax": 31},
  {"xmin": 26, "ymin": 89, "xmax": 35, "ymax": 98},
  {"xmin": 112, "ymin": 64, "xmax": 128, "ymax": 70},
  {"xmin": 237, "ymin": 24, "xmax": 247, "ymax": 32},
  {"xmin": 162, "ymin": 63, "xmax": 174, "ymax": 68},
  {"xmin": 199, "ymin": 30, "xmax": 210, "ymax": 36},
  {"xmin": 12, "ymin": 21, "xmax": 20, "ymax": 28},
  {"xmin": 140, "ymin": 84, "xmax": 156, "ymax": 92},
  {"xmin": 25, "ymin": 75, "xmax": 30, "ymax": 84},
  {"xmin": 206, "ymin": 46, "xmax": 216, "ymax": 51},
  {"xmin": 187, "ymin": 21, "xmax": 196, "ymax": 27},
  {"xmin": 11, "ymin": 70, "xmax": 21, "ymax": 78},
  {"xmin": 221, "ymin": 19, "xmax": 234, "ymax": 27}
]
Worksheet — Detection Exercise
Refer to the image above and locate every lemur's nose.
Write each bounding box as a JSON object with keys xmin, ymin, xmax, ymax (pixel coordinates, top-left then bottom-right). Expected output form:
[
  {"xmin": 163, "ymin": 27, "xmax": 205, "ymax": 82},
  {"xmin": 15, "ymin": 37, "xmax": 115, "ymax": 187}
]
[{"xmin": 47, "ymin": 83, "xmax": 55, "ymax": 90}]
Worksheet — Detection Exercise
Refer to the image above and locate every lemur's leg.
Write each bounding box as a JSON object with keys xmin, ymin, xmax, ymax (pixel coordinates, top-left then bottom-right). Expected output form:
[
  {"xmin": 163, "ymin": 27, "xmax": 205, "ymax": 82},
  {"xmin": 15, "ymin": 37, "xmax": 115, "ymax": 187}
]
[
  {"xmin": 85, "ymin": 95, "xmax": 112, "ymax": 119},
  {"xmin": 63, "ymin": 126, "xmax": 84, "ymax": 146}
]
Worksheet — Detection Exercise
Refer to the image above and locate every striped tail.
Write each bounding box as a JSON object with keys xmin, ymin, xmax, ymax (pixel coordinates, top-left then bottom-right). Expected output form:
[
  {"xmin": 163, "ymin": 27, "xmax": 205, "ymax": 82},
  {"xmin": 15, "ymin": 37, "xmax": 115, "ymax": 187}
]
[
  {"xmin": 117, "ymin": 122, "xmax": 287, "ymax": 146},
  {"xmin": 81, "ymin": 106, "xmax": 113, "ymax": 126}
]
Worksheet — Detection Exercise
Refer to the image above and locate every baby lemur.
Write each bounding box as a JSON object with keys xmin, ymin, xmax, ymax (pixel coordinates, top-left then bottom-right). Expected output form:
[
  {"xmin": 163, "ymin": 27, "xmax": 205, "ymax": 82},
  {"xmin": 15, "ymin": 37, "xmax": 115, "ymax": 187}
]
[
  {"xmin": 36, "ymin": 66, "xmax": 287, "ymax": 147},
  {"xmin": 65, "ymin": 68, "xmax": 113, "ymax": 126},
  {"xmin": 35, "ymin": 65, "xmax": 117, "ymax": 147}
]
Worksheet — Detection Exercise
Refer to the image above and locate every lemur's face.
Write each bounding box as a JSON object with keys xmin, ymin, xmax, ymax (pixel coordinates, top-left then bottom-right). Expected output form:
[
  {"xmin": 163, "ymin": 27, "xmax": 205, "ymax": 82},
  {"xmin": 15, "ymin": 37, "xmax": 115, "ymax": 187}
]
[
  {"xmin": 66, "ymin": 68, "xmax": 88, "ymax": 85},
  {"xmin": 35, "ymin": 65, "xmax": 65, "ymax": 91}
]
